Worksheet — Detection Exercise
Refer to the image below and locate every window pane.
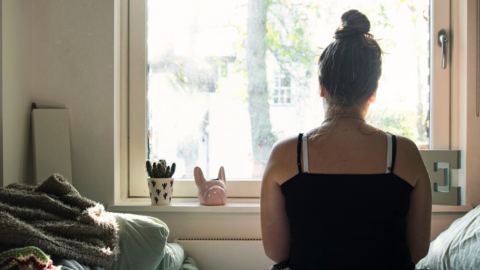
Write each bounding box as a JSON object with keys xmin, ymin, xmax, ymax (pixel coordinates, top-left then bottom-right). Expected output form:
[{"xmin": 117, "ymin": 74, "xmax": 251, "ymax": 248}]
[
  {"xmin": 281, "ymin": 77, "xmax": 290, "ymax": 87},
  {"xmin": 147, "ymin": 0, "xmax": 430, "ymax": 179}
]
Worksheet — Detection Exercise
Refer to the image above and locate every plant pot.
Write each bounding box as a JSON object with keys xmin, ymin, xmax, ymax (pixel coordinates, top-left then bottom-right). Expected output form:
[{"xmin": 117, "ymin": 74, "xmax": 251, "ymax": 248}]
[{"xmin": 147, "ymin": 178, "xmax": 174, "ymax": 205}]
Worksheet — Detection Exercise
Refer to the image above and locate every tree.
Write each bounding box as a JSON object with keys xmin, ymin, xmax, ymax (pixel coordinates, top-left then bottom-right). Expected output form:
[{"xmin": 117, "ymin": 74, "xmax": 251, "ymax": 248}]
[
  {"xmin": 246, "ymin": 0, "xmax": 275, "ymax": 173},
  {"xmin": 243, "ymin": 0, "xmax": 321, "ymax": 175},
  {"xmin": 401, "ymin": 0, "xmax": 429, "ymax": 146}
]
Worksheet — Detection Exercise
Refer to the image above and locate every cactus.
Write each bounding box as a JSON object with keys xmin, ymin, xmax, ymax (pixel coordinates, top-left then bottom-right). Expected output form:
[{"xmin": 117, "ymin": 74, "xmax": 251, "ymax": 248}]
[
  {"xmin": 171, "ymin": 163, "xmax": 176, "ymax": 176},
  {"xmin": 159, "ymin": 160, "xmax": 166, "ymax": 171},
  {"xmin": 146, "ymin": 161, "xmax": 153, "ymax": 178},
  {"xmin": 154, "ymin": 165, "xmax": 161, "ymax": 178},
  {"xmin": 146, "ymin": 159, "xmax": 176, "ymax": 178},
  {"xmin": 165, "ymin": 166, "xmax": 171, "ymax": 177}
]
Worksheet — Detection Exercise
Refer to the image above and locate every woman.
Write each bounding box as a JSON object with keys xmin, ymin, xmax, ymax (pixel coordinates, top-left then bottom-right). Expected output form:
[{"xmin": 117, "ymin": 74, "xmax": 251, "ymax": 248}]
[{"xmin": 260, "ymin": 10, "xmax": 432, "ymax": 270}]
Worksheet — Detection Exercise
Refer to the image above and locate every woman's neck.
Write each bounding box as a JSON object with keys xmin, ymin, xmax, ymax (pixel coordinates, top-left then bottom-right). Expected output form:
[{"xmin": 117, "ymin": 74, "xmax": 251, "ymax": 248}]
[{"xmin": 323, "ymin": 105, "xmax": 369, "ymax": 120}]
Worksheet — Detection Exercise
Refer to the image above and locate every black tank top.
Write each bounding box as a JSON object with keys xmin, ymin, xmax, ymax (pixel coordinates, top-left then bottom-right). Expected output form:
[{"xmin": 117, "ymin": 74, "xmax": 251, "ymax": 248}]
[{"xmin": 280, "ymin": 133, "xmax": 415, "ymax": 270}]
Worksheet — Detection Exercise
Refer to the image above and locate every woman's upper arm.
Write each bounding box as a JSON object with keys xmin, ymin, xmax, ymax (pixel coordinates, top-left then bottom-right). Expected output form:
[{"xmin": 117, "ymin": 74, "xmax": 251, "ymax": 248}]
[
  {"xmin": 261, "ymin": 143, "xmax": 291, "ymax": 263},
  {"xmin": 404, "ymin": 140, "xmax": 432, "ymax": 264}
]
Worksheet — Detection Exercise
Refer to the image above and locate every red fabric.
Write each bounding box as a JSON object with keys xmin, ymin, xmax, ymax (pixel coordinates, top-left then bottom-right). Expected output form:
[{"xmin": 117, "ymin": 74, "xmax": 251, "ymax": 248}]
[{"xmin": 0, "ymin": 254, "xmax": 54, "ymax": 270}]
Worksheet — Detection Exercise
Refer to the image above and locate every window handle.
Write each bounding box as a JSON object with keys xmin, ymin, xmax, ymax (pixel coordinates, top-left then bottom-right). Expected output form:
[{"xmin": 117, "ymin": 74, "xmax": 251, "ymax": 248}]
[{"xmin": 438, "ymin": 30, "xmax": 448, "ymax": 69}]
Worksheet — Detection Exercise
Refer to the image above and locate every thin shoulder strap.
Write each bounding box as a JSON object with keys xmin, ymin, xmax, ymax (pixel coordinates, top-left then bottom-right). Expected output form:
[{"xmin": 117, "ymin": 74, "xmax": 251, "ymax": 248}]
[
  {"xmin": 297, "ymin": 133, "xmax": 303, "ymax": 173},
  {"xmin": 386, "ymin": 133, "xmax": 393, "ymax": 173},
  {"xmin": 302, "ymin": 133, "xmax": 310, "ymax": 173},
  {"xmin": 391, "ymin": 134, "xmax": 397, "ymax": 173}
]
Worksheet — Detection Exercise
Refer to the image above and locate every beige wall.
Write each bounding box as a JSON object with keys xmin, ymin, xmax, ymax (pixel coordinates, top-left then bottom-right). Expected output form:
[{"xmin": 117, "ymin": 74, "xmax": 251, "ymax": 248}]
[
  {"xmin": 109, "ymin": 208, "xmax": 468, "ymax": 242},
  {"xmin": 0, "ymin": 3, "xmax": 3, "ymax": 185},
  {"xmin": 457, "ymin": 0, "xmax": 480, "ymax": 207},
  {"xmin": 2, "ymin": 0, "xmax": 117, "ymax": 206},
  {"xmin": 2, "ymin": 0, "xmax": 34, "ymax": 186}
]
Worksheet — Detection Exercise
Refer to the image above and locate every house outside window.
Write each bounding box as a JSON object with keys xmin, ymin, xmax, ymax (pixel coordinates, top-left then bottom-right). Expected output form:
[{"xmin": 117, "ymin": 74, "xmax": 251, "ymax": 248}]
[{"xmin": 272, "ymin": 72, "xmax": 292, "ymax": 105}]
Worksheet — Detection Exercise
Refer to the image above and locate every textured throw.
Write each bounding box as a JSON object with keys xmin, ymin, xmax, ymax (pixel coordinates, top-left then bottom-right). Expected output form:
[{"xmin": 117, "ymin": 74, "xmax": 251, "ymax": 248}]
[
  {"xmin": 0, "ymin": 174, "xmax": 119, "ymax": 269},
  {"xmin": 0, "ymin": 246, "xmax": 59, "ymax": 270}
]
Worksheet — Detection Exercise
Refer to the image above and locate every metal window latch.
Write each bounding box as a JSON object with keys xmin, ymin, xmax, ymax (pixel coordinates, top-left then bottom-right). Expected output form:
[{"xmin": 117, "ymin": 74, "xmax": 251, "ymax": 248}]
[
  {"xmin": 433, "ymin": 162, "xmax": 450, "ymax": 192},
  {"xmin": 420, "ymin": 150, "xmax": 461, "ymax": 205},
  {"xmin": 438, "ymin": 30, "xmax": 448, "ymax": 69}
]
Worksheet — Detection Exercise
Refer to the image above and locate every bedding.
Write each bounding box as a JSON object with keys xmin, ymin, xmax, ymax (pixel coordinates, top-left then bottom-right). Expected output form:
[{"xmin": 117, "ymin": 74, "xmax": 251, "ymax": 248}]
[
  {"xmin": 0, "ymin": 173, "xmax": 190, "ymax": 270},
  {"xmin": 179, "ymin": 257, "xmax": 199, "ymax": 270},
  {"xmin": 0, "ymin": 246, "xmax": 58, "ymax": 270},
  {"xmin": 111, "ymin": 213, "xmax": 186, "ymax": 270},
  {"xmin": 0, "ymin": 174, "xmax": 119, "ymax": 269},
  {"xmin": 416, "ymin": 204, "xmax": 480, "ymax": 270},
  {"xmin": 51, "ymin": 257, "xmax": 104, "ymax": 270}
]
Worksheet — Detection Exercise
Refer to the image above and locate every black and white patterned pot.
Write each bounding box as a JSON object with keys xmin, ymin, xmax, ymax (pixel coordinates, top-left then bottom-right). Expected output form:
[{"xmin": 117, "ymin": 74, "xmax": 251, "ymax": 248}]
[{"xmin": 147, "ymin": 178, "xmax": 174, "ymax": 205}]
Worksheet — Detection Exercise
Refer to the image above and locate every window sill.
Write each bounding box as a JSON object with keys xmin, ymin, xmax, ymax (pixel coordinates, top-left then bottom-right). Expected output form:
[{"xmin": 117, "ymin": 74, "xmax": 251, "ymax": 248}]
[
  {"xmin": 432, "ymin": 204, "xmax": 473, "ymax": 213},
  {"xmin": 108, "ymin": 198, "xmax": 261, "ymax": 214},
  {"xmin": 108, "ymin": 199, "xmax": 473, "ymax": 214}
]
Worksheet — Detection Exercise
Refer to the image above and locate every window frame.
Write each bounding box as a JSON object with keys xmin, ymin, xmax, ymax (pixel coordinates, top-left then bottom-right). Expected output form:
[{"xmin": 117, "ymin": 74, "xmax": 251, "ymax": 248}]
[
  {"xmin": 126, "ymin": 0, "xmax": 453, "ymax": 199},
  {"xmin": 272, "ymin": 72, "xmax": 293, "ymax": 106}
]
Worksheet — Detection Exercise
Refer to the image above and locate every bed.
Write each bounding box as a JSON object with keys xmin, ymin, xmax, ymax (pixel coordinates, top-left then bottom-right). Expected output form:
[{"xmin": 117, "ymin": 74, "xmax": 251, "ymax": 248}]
[
  {"xmin": 416, "ymin": 204, "xmax": 480, "ymax": 270},
  {"xmin": 0, "ymin": 174, "xmax": 199, "ymax": 270}
]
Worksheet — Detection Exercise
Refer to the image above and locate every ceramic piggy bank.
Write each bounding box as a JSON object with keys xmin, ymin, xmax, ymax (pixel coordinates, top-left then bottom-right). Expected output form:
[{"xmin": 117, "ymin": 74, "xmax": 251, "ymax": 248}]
[{"xmin": 194, "ymin": 166, "xmax": 227, "ymax": 206}]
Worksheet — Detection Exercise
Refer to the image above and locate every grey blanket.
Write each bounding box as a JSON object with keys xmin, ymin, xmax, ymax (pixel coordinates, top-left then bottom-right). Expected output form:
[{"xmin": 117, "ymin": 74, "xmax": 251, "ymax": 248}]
[{"xmin": 0, "ymin": 174, "xmax": 119, "ymax": 269}]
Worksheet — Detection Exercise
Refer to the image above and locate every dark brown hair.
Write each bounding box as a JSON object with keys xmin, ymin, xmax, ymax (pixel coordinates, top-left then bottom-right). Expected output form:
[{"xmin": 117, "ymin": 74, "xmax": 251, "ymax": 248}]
[{"xmin": 319, "ymin": 10, "xmax": 383, "ymax": 107}]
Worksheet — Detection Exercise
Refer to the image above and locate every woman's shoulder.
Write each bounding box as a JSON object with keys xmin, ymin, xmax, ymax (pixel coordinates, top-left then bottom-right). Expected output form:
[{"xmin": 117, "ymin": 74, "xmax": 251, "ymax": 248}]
[
  {"xmin": 263, "ymin": 134, "xmax": 301, "ymax": 185},
  {"xmin": 390, "ymin": 133, "xmax": 424, "ymax": 187},
  {"xmin": 271, "ymin": 134, "xmax": 301, "ymax": 155},
  {"xmin": 392, "ymin": 133, "xmax": 422, "ymax": 156}
]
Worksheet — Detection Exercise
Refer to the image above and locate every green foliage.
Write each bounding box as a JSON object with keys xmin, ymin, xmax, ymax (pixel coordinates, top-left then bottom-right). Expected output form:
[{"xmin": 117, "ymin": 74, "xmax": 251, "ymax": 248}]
[
  {"xmin": 367, "ymin": 108, "xmax": 428, "ymax": 147},
  {"xmin": 265, "ymin": 0, "xmax": 318, "ymax": 82},
  {"xmin": 230, "ymin": 0, "xmax": 321, "ymax": 105},
  {"xmin": 146, "ymin": 159, "xmax": 176, "ymax": 178}
]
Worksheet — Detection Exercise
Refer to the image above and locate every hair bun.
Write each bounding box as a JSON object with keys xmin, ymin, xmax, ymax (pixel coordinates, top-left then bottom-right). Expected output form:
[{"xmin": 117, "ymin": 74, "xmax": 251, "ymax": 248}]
[{"xmin": 335, "ymin": 10, "xmax": 372, "ymax": 39}]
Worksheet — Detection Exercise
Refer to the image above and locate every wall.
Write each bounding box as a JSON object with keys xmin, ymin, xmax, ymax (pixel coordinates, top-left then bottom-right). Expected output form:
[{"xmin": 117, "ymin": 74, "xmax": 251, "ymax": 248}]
[
  {"xmin": 1, "ymin": 0, "xmax": 117, "ymax": 206},
  {"xmin": 457, "ymin": 0, "xmax": 480, "ymax": 207},
  {"xmin": 0, "ymin": 3, "xmax": 3, "ymax": 186},
  {"xmin": 109, "ymin": 209, "xmax": 467, "ymax": 243},
  {"xmin": 2, "ymin": 0, "xmax": 34, "ymax": 186}
]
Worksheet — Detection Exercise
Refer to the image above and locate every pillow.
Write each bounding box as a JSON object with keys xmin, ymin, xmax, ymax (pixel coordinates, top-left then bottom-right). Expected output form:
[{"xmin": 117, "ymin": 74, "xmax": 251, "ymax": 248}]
[
  {"xmin": 111, "ymin": 213, "xmax": 186, "ymax": 270},
  {"xmin": 180, "ymin": 257, "xmax": 199, "ymax": 270},
  {"xmin": 416, "ymin": 205, "xmax": 480, "ymax": 270}
]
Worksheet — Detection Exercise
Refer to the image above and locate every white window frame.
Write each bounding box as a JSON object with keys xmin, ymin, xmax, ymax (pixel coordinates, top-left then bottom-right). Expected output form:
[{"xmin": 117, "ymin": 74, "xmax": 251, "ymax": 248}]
[
  {"xmin": 126, "ymin": 0, "xmax": 454, "ymax": 199},
  {"xmin": 272, "ymin": 72, "xmax": 293, "ymax": 106},
  {"xmin": 430, "ymin": 0, "xmax": 451, "ymax": 149}
]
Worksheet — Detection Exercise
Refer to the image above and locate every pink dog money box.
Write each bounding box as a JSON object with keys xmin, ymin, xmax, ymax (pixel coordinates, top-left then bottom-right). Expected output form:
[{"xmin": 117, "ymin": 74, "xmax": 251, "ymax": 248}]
[{"xmin": 194, "ymin": 166, "xmax": 227, "ymax": 206}]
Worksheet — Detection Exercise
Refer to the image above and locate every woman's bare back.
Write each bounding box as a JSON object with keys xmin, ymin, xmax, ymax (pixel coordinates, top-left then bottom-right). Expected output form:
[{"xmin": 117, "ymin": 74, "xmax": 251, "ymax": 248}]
[{"xmin": 272, "ymin": 121, "xmax": 420, "ymax": 188}]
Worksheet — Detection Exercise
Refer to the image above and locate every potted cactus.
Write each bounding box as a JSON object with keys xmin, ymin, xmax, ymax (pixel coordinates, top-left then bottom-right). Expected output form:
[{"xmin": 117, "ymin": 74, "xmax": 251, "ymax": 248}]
[{"xmin": 146, "ymin": 159, "xmax": 176, "ymax": 205}]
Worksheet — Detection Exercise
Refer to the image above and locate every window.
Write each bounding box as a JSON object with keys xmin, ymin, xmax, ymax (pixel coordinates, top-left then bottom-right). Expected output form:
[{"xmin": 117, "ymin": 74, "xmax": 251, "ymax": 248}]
[
  {"xmin": 128, "ymin": 0, "xmax": 452, "ymax": 198},
  {"xmin": 272, "ymin": 72, "xmax": 292, "ymax": 105}
]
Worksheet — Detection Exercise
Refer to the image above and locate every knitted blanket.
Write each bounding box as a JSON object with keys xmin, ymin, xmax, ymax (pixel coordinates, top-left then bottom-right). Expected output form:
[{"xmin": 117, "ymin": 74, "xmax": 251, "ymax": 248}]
[
  {"xmin": 0, "ymin": 174, "xmax": 119, "ymax": 269},
  {"xmin": 0, "ymin": 246, "xmax": 59, "ymax": 270}
]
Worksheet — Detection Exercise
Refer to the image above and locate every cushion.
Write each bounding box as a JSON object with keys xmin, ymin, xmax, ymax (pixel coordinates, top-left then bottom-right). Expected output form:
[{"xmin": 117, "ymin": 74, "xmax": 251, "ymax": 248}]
[
  {"xmin": 416, "ymin": 205, "xmax": 480, "ymax": 270},
  {"xmin": 180, "ymin": 257, "xmax": 199, "ymax": 270},
  {"xmin": 111, "ymin": 213, "xmax": 185, "ymax": 270}
]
